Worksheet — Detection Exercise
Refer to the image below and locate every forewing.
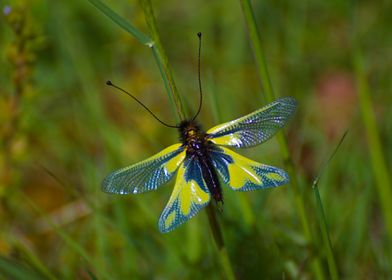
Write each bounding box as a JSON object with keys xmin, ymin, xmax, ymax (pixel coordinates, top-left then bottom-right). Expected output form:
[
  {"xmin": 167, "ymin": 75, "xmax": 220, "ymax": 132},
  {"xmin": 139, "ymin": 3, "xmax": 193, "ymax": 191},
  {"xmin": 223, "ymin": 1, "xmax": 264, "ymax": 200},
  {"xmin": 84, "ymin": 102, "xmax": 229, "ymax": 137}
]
[
  {"xmin": 207, "ymin": 97, "xmax": 297, "ymax": 148},
  {"xmin": 210, "ymin": 146, "xmax": 289, "ymax": 191},
  {"xmin": 159, "ymin": 156, "xmax": 211, "ymax": 233},
  {"xmin": 102, "ymin": 144, "xmax": 186, "ymax": 194}
]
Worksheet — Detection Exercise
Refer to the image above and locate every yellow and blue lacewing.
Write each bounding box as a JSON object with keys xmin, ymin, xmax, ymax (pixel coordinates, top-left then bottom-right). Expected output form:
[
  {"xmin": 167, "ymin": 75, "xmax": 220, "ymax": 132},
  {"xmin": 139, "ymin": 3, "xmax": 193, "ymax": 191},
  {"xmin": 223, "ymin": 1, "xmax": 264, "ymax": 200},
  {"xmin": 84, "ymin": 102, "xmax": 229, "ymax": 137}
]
[{"xmin": 102, "ymin": 97, "xmax": 297, "ymax": 233}]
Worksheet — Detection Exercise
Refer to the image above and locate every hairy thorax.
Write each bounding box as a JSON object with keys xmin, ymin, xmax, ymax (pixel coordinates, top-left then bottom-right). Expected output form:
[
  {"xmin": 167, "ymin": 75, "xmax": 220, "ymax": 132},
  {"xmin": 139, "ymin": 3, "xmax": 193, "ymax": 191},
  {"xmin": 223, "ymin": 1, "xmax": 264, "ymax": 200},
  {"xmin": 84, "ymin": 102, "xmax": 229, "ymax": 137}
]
[{"xmin": 178, "ymin": 120, "xmax": 209, "ymax": 155}]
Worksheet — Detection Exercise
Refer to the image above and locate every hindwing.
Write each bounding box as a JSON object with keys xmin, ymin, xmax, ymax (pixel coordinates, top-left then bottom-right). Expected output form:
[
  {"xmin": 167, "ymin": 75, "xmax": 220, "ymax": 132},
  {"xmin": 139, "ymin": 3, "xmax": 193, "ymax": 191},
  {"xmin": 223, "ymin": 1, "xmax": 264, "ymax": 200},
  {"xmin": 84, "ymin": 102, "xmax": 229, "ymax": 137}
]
[
  {"xmin": 159, "ymin": 155, "xmax": 211, "ymax": 233},
  {"xmin": 209, "ymin": 146, "xmax": 289, "ymax": 191}
]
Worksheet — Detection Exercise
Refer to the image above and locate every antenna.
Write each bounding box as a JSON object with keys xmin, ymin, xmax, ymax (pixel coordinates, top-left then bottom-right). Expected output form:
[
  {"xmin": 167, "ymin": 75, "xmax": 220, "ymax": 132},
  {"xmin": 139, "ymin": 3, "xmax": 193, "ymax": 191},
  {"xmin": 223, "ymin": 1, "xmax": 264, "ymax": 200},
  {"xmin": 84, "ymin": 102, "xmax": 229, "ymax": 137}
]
[
  {"xmin": 106, "ymin": 80, "xmax": 178, "ymax": 128},
  {"xmin": 192, "ymin": 32, "xmax": 203, "ymax": 121}
]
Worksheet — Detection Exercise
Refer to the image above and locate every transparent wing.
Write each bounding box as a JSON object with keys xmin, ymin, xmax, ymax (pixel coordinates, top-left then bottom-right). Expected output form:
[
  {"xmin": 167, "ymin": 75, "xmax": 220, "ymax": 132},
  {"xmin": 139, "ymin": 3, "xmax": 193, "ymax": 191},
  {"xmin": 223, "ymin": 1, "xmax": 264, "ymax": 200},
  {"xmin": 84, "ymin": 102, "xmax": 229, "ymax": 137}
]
[
  {"xmin": 207, "ymin": 97, "xmax": 297, "ymax": 148},
  {"xmin": 102, "ymin": 144, "xmax": 186, "ymax": 194},
  {"xmin": 209, "ymin": 146, "xmax": 289, "ymax": 191},
  {"xmin": 159, "ymin": 156, "xmax": 211, "ymax": 233}
]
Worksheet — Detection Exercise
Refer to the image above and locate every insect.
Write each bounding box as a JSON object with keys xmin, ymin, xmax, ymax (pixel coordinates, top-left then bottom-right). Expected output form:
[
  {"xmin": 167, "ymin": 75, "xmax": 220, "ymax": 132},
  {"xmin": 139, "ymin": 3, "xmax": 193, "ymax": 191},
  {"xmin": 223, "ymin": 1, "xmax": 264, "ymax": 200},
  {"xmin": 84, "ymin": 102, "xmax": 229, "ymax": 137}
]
[{"xmin": 102, "ymin": 33, "xmax": 297, "ymax": 233}]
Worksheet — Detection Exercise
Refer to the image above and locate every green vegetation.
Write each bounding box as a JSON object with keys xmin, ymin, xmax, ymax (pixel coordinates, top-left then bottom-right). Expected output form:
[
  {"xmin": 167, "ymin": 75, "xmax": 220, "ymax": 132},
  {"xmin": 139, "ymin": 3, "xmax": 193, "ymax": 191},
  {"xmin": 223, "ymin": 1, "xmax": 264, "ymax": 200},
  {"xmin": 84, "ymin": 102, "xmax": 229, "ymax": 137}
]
[{"xmin": 1, "ymin": 0, "xmax": 391, "ymax": 279}]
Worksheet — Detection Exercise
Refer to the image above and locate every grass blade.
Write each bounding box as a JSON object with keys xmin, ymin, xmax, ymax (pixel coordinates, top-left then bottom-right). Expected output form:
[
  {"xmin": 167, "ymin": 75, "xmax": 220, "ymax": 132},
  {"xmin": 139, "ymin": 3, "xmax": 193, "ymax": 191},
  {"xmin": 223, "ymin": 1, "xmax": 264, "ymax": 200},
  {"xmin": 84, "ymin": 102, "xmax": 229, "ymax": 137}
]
[
  {"xmin": 87, "ymin": 0, "xmax": 151, "ymax": 45},
  {"xmin": 140, "ymin": 0, "xmax": 185, "ymax": 121},
  {"xmin": 206, "ymin": 205, "xmax": 237, "ymax": 280},
  {"xmin": 312, "ymin": 131, "xmax": 348, "ymax": 280}
]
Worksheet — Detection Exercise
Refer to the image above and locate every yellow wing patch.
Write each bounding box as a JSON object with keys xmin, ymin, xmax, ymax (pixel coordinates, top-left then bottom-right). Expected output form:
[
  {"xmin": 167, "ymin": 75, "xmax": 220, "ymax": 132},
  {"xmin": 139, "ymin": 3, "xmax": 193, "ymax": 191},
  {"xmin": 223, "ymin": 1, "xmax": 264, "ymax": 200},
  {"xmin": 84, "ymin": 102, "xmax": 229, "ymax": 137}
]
[
  {"xmin": 159, "ymin": 161, "xmax": 211, "ymax": 233},
  {"xmin": 265, "ymin": 172, "xmax": 285, "ymax": 181},
  {"xmin": 228, "ymin": 161, "xmax": 262, "ymax": 190},
  {"xmin": 164, "ymin": 211, "xmax": 176, "ymax": 229},
  {"xmin": 219, "ymin": 147, "xmax": 289, "ymax": 191},
  {"xmin": 208, "ymin": 133, "xmax": 243, "ymax": 147},
  {"xmin": 164, "ymin": 148, "xmax": 186, "ymax": 174}
]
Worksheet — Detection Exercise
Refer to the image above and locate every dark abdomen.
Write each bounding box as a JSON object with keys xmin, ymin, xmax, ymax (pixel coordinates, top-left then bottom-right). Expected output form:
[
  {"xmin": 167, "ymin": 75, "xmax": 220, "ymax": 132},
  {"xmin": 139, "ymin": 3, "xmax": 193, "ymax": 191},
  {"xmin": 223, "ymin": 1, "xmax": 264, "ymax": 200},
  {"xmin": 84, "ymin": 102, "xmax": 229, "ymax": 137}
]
[{"xmin": 198, "ymin": 154, "xmax": 222, "ymax": 203}]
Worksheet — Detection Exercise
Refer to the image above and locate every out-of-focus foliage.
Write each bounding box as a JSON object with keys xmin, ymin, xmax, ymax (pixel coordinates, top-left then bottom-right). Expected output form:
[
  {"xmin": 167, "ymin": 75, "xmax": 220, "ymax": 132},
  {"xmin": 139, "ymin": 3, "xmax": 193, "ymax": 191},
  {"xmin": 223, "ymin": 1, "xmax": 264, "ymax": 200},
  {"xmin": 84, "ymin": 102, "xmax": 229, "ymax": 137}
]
[{"xmin": 0, "ymin": 0, "xmax": 391, "ymax": 279}]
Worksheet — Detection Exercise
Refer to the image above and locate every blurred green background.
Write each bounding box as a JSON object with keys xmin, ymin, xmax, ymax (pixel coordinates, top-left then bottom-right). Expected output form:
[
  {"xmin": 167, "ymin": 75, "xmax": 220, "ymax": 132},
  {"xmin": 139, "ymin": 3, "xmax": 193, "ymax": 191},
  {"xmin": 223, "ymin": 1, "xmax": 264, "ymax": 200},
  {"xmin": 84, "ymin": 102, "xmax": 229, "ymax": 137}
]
[{"xmin": 1, "ymin": 0, "xmax": 391, "ymax": 279}]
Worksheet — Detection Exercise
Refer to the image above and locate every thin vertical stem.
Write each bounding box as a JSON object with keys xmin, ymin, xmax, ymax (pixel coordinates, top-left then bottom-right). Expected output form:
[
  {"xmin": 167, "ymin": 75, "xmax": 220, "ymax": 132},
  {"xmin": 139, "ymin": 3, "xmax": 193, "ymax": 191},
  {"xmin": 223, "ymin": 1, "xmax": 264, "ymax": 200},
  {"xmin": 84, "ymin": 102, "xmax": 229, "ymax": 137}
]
[
  {"xmin": 206, "ymin": 205, "xmax": 236, "ymax": 280},
  {"xmin": 313, "ymin": 187, "xmax": 339, "ymax": 280},
  {"xmin": 312, "ymin": 132, "xmax": 347, "ymax": 280},
  {"xmin": 140, "ymin": 0, "xmax": 185, "ymax": 121},
  {"xmin": 239, "ymin": 0, "xmax": 325, "ymax": 279}
]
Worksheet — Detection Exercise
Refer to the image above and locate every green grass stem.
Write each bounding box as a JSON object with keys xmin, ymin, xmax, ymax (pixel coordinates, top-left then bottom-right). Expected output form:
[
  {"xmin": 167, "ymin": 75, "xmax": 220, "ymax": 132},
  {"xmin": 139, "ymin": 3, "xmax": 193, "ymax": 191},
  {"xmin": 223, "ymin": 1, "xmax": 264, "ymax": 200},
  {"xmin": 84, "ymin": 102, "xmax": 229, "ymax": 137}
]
[
  {"xmin": 239, "ymin": 0, "xmax": 325, "ymax": 278},
  {"xmin": 206, "ymin": 205, "xmax": 236, "ymax": 280},
  {"xmin": 312, "ymin": 132, "xmax": 347, "ymax": 280},
  {"xmin": 313, "ymin": 187, "xmax": 338, "ymax": 280},
  {"xmin": 88, "ymin": 0, "xmax": 151, "ymax": 45},
  {"xmin": 140, "ymin": 0, "xmax": 185, "ymax": 121}
]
